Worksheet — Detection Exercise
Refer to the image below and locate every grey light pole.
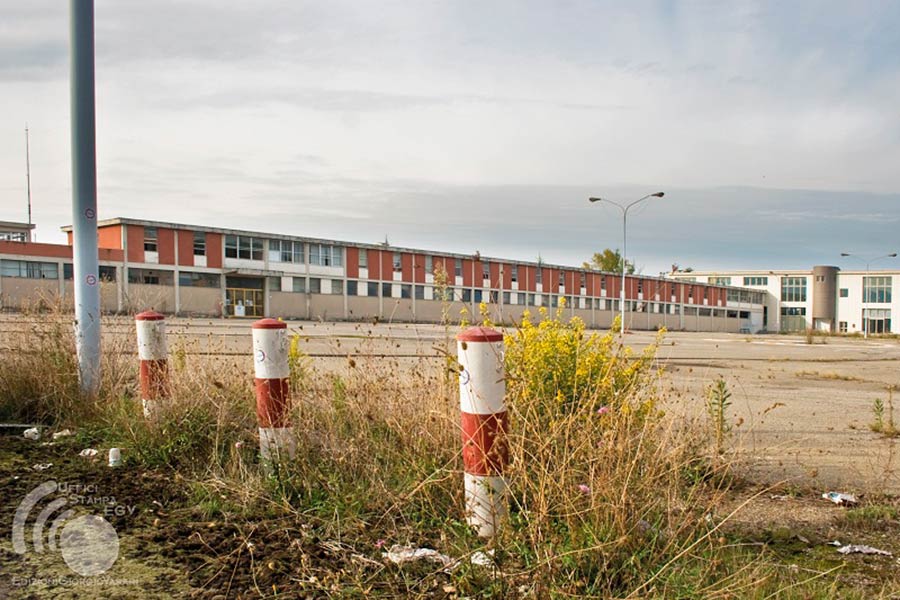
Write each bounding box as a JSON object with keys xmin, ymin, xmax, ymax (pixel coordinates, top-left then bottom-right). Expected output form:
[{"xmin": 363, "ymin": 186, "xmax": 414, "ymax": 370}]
[
  {"xmin": 589, "ymin": 192, "xmax": 665, "ymax": 337},
  {"xmin": 840, "ymin": 252, "xmax": 897, "ymax": 339},
  {"xmin": 70, "ymin": 0, "xmax": 101, "ymax": 394}
]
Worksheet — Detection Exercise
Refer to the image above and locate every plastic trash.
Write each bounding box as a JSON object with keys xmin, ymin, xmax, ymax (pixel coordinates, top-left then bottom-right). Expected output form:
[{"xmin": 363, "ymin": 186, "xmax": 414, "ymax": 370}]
[
  {"xmin": 384, "ymin": 545, "xmax": 457, "ymax": 570},
  {"xmin": 52, "ymin": 429, "xmax": 74, "ymax": 440},
  {"xmin": 32, "ymin": 463, "xmax": 53, "ymax": 471},
  {"xmin": 470, "ymin": 550, "xmax": 495, "ymax": 567},
  {"xmin": 79, "ymin": 448, "xmax": 99, "ymax": 458},
  {"xmin": 822, "ymin": 492, "xmax": 857, "ymax": 505},
  {"xmin": 108, "ymin": 448, "xmax": 122, "ymax": 467},
  {"xmin": 23, "ymin": 427, "xmax": 40, "ymax": 441},
  {"xmin": 837, "ymin": 544, "xmax": 892, "ymax": 557}
]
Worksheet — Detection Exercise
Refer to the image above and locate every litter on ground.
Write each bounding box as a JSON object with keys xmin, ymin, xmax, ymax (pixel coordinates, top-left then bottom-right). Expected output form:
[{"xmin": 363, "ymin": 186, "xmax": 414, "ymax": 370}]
[
  {"xmin": 822, "ymin": 492, "xmax": 857, "ymax": 506},
  {"xmin": 23, "ymin": 427, "xmax": 40, "ymax": 441},
  {"xmin": 837, "ymin": 545, "xmax": 892, "ymax": 557}
]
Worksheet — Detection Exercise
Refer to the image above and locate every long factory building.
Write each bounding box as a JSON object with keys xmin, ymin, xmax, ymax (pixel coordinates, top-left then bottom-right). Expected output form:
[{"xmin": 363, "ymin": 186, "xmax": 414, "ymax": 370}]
[{"xmin": 1, "ymin": 217, "xmax": 766, "ymax": 332}]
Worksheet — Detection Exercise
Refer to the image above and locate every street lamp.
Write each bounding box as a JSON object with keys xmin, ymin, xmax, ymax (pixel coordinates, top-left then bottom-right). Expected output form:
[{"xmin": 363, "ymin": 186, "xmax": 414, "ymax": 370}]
[
  {"xmin": 588, "ymin": 192, "xmax": 665, "ymax": 336},
  {"xmin": 840, "ymin": 252, "xmax": 897, "ymax": 339}
]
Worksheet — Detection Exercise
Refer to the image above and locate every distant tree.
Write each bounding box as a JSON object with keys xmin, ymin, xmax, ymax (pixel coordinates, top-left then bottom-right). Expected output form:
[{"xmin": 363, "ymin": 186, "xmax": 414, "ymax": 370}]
[{"xmin": 583, "ymin": 249, "xmax": 635, "ymax": 274}]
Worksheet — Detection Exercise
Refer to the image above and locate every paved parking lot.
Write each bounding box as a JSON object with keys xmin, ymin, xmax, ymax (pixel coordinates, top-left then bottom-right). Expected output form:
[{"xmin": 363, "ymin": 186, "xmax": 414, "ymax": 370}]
[{"xmin": 3, "ymin": 315, "xmax": 898, "ymax": 492}]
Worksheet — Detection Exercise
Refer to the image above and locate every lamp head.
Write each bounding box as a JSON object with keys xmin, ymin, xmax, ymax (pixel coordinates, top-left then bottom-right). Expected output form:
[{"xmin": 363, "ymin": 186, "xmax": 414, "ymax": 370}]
[
  {"xmin": 651, "ymin": 192, "xmax": 665, "ymax": 198},
  {"xmin": 588, "ymin": 197, "xmax": 603, "ymax": 203},
  {"xmin": 890, "ymin": 253, "xmax": 898, "ymax": 258},
  {"xmin": 840, "ymin": 253, "xmax": 850, "ymax": 257}
]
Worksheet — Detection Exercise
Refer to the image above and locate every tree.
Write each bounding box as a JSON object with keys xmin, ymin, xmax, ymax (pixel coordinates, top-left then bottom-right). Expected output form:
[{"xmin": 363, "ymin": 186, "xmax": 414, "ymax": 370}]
[{"xmin": 583, "ymin": 248, "xmax": 635, "ymax": 274}]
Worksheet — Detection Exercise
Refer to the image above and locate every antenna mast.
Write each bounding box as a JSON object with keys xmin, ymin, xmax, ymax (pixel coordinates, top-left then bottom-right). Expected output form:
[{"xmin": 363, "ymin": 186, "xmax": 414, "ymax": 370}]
[{"xmin": 25, "ymin": 124, "xmax": 32, "ymax": 227}]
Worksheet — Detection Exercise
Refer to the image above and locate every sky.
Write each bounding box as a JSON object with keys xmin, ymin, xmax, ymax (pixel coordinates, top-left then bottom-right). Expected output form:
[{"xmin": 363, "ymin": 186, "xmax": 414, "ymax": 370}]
[{"xmin": 2, "ymin": 1, "xmax": 900, "ymax": 274}]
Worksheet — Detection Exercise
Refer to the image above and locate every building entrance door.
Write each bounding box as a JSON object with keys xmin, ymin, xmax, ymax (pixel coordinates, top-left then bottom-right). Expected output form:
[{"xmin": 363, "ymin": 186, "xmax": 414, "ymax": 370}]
[{"xmin": 225, "ymin": 276, "xmax": 265, "ymax": 318}]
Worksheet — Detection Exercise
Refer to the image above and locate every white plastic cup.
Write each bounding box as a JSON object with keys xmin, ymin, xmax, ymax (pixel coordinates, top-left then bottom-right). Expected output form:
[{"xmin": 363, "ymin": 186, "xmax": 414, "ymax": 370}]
[{"xmin": 108, "ymin": 448, "xmax": 122, "ymax": 467}]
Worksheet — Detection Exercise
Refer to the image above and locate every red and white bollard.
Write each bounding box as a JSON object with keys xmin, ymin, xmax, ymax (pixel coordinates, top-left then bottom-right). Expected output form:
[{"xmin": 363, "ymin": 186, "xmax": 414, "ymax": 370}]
[
  {"xmin": 252, "ymin": 318, "xmax": 295, "ymax": 461},
  {"xmin": 458, "ymin": 326, "xmax": 508, "ymax": 537},
  {"xmin": 135, "ymin": 310, "xmax": 169, "ymax": 418}
]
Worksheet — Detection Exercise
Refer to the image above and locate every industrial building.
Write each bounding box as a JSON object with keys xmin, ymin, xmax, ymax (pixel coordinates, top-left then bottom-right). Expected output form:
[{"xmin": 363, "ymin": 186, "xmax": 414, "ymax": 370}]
[
  {"xmin": 668, "ymin": 266, "xmax": 898, "ymax": 334},
  {"xmin": 0, "ymin": 217, "xmax": 765, "ymax": 332}
]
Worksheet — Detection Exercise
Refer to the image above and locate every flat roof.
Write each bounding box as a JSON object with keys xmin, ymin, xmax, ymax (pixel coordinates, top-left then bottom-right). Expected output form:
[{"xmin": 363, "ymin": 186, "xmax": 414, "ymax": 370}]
[
  {"xmin": 0, "ymin": 220, "xmax": 36, "ymax": 231},
  {"xmin": 61, "ymin": 216, "xmax": 716, "ymax": 287}
]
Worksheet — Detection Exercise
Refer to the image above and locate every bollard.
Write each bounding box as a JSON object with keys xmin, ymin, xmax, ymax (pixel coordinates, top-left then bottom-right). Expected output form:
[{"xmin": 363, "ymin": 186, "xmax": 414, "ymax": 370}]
[
  {"xmin": 135, "ymin": 310, "xmax": 168, "ymax": 418},
  {"xmin": 458, "ymin": 326, "xmax": 508, "ymax": 537},
  {"xmin": 252, "ymin": 318, "xmax": 296, "ymax": 461}
]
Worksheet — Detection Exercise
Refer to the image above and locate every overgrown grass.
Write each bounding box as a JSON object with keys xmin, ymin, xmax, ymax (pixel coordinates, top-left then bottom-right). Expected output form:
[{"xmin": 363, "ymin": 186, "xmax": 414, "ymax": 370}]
[{"xmin": 0, "ymin": 306, "xmax": 893, "ymax": 597}]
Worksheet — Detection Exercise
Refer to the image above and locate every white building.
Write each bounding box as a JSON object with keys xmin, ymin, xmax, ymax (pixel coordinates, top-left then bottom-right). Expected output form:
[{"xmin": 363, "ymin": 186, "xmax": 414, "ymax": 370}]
[{"xmin": 668, "ymin": 266, "xmax": 896, "ymax": 334}]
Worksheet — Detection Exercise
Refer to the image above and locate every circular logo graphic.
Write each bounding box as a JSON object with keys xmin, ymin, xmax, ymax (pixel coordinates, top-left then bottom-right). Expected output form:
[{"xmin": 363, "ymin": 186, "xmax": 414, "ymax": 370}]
[
  {"xmin": 84, "ymin": 208, "xmax": 96, "ymax": 220},
  {"xmin": 459, "ymin": 368, "xmax": 470, "ymax": 386},
  {"xmin": 85, "ymin": 274, "xmax": 97, "ymax": 286},
  {"xmin": 255, "ymin": 349, "xmax": 266, "ymax": 363},
  {"xmin": 59, "ymin": 514, "xmax": 119, "ymax": 576}
]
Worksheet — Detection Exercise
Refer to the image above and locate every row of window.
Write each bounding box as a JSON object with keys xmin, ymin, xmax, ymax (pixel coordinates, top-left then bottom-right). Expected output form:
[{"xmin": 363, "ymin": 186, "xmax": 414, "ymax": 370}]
[
  {"xmin": 1, "ymin": 260, "xmax": 117, "ymax": 281},
  {"xmin": 143, "ymin": 228, "xmax": 207, "ymax": 256}
]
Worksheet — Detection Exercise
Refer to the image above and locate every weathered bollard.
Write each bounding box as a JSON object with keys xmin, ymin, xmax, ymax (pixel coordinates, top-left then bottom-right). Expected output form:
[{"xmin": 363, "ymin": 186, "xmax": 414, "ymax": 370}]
[
  {"xmin": 135, "ymin": 310, "xmax": 168, "ymax": 418},
  {"xmin": 458, "ymin": 326, "xmax": 508, "ymax": 537},
  {"xmin": 252, "ymin": 318, "xmax": 295, "ymax": 461}
]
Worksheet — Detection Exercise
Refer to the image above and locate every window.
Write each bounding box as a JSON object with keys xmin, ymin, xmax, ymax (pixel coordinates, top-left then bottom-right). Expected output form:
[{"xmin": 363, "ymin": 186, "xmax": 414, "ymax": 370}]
[
  {"xmin": 781, "ymin": 306, "xmax": 806, "ymax": 316},
  {"xmin": 415, "ymin": 285, "xmax": 425, "ymax": 300},
  {"xmin": 502, "ymin": 291, "xmax": 510, "ymax": 304},
  {"xmin": 393, "ymin": 252, "xmax": 402, "ymax": 272},
  {"xmin": 425, "ymin": 256, "xmax": 433, "ymax": 274},
  {"xmin": 580, "ymin": 272, "xmax": 586, "ymax": 289},
  {"xmin": 781, "ymin": 277, "xmax": 807, "ymax": 302},
  {"xmin": 382, "ymin": 283, "xmax": 392, "ymax": 298},
  {"xmin": 332, "ymin": 280, "xmax": 343, "ymax": 295},
  {"xmin": 143, "ymin": 227, "xmax": 158, "ymax": 252},
  {"xmin": 839, "ymin": 321, "xmax": 848, "ymax": 333},
  {"xmin": 308, "ymin": 278, "xmax": 321, "ymax": 294},
  {"xmin": 192, "ymin": 231, "xmax": 206, "ymax": 256},
  {"xmin": 703, "ymin": 287, "xmax": 709, "ymax": 299},
  {"xmin": 601, "ymin": 277, "xmax": 606, "ymax": 291},
  {"xmin": 709, "ymin": 276, "xmax": 731, "ymax": 286},
  {"xmin": 310, "ymin": 244, "xmax": 343, "ymax": 267},
  {"xmin": 483, "ymin": 262, "xmax": 490, "ymax": 280},
  {"xmin": 127, "ymin": 269, "xmax": 173, "ymax": 285},
  {"xmin": 473, "ymin": 290, "xmax": 482, "ymax": 303},
  {"xmin": 292, "ymin": 278, "xmax": 306, "ymax": 293},
  {"xmin": 558, "ymin": 271, "xmax": 565, "ymax": 286},
  {"xmin": 0, "ymin": 231, "xmax": 27, "ymax": 241},
  {"xmin": 347, "ymin": 280, "xmax": 358, "ymax": 296},
  {"xmin": 863, "ymin": 276, "xmax": 892, "ymax": 303},
  {"xmin": 637, "ymin": 280, "xmax": 643, "ymax": 294},
  {"xmin": 1, "ymin": 260, "xmax": 58, "ymax": 279},
  {"xmin": 400, "ymin": 284, "xmax": 411, "ymax": 299},
  {"xmin": 454, "ymin": 259, "xmax": 462, "ymax": 277},
  {"xmin": 269, "ymin": 240, "xmax": 303, "ymax": 263},
  {"xmin": 511, "ymin": 265, "xmax": 518, "ymax": 283},
  {"xmin": 99, "ymin": 265, "xmax": 116, "ymax": 281},
  {"xmin": 225, "ymin": 235, "xmax": 263, "ymax": 260},
  {"xmin": 536, "ymin": 268, "xmax": 543, "ymax": 285},
  {"xmin": 359, "ymin": 249, "xmax": 368, "ymax": 269},
  {"xmin": 864, "ymin": 309, "xmax": 892, "ymax": 334},
  {"xmin": 178, "ymin": 271, "xmax": 220, "ymax": 288},
  {"xmin": 839, "ymin": 288, "xmax": 849, "ymax": 298},
  {"xmin": 743, "ymin": 276, "xmax": 768, "ymax": 286},
  {"xmin": 367, "ymin": 282, "xmax": 378, "ymax": 296}
]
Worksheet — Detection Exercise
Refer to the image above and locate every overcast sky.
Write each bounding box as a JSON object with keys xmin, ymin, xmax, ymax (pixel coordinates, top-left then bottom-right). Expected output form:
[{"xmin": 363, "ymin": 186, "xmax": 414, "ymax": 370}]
[{"xmin": 2, "ymin": 1, "xmax": 900, "ymax": 274}]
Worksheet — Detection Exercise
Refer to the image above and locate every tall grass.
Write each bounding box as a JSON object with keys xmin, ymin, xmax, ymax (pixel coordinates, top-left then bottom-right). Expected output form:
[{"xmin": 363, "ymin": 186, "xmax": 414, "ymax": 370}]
[{"xmin": 0, "ymin": 307, "xmax": 865, "ymax": 597}]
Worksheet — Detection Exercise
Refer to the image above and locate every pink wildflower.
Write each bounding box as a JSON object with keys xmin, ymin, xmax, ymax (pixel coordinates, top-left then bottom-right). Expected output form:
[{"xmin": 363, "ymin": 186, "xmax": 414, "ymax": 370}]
[
  {"xmin": 578, "ymin": 484, "xmax": 591, "ymax": 495},
  {"xmin": 597, "ymin": 406, "xmax": 610, "ymax": 416},
  {"xmin": 375, "ymin": 539, "xmax": 386, "ymax": 549}
]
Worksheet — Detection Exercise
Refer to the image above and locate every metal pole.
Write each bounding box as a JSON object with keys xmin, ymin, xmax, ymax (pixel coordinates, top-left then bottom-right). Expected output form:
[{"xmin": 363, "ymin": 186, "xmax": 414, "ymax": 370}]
[
  {"xmin": 621, "ymin": 210, "xmax": 627, "ymax": 336},
  {"xmin": 25, "ymin": 125, "xmax": 32, "ymax": 228},
  {"xmin": 864, "ymin": 262, "xmax": 870, "ymax": 340},
  {"xmin": 70, "ymin": 0, "xmax": 101, "ymax": 395}
]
